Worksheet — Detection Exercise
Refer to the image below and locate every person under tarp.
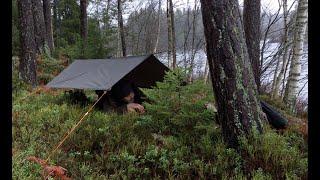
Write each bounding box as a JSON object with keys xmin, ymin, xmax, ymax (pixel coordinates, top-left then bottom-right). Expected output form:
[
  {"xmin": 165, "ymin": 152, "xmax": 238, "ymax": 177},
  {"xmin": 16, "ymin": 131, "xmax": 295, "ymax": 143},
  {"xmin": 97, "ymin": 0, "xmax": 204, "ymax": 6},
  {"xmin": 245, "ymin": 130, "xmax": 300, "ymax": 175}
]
[
  {"xmin": 95, "ymin": 79, "xmax": 146, "ymax": 114},
  {"xmin": 45, "ymin": 54, "xmax": 169, "ymax": 113}
]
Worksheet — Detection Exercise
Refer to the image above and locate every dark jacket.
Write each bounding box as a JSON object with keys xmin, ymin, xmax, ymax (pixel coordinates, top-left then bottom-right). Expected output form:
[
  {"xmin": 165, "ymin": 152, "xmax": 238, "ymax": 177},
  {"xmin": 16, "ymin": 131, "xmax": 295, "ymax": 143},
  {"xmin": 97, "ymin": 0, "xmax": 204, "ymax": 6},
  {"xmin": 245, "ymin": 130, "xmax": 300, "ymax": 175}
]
[
  {"xmin": 99, "ymin": 92, "xmax": 128, "ymax": 114},
  {"xmin": 95, "ymin": 81, "xmax": 146, "ymax": 114}
]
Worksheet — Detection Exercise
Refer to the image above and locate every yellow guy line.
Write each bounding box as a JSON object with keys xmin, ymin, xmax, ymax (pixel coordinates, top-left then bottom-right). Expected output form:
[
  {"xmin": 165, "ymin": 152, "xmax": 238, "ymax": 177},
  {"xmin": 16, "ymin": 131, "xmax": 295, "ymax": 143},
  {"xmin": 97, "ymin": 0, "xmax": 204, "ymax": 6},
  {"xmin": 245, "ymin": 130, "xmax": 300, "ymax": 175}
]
[{"xmin": 45, "ymin": 90, "xmax": 107, "ymax": 163}]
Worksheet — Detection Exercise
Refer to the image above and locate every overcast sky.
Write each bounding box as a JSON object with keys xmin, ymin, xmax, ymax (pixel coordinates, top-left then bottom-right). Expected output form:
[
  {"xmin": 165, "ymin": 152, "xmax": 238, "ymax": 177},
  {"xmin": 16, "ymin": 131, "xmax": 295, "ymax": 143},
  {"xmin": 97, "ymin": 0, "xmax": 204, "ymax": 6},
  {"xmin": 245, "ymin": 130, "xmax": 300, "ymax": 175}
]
[
  {"xmin": 124, "ymin": 0, "xmax": 295, "ymax": 15},
  {"xmin": 88, "ymin": 0, "xmax": 297, "ymax": 23},
  {"xmin": 173, "ymin": 0, "xmax": 296, "ymax": 12}
]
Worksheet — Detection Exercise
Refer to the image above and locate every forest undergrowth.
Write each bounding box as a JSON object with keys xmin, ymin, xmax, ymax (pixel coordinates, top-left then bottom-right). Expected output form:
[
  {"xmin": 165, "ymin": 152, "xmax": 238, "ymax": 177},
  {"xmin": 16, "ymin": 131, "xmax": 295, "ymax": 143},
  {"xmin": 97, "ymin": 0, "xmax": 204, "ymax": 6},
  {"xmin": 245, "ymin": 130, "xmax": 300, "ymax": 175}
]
[{"xmin": 12, "ymin": 56, "xmax": 307, "ymax": 179}]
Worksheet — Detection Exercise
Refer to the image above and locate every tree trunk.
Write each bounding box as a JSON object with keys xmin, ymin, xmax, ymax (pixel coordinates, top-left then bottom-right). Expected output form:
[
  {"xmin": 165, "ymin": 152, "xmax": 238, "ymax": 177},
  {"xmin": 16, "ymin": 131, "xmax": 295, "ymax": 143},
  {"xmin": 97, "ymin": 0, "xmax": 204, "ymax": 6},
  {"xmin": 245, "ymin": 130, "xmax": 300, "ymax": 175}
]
[
  {"xmin": 283, "ymin": 0, "xmax": 308, "ymax": 111},
  {"xmin": 188, "ymin": 2, "xmax": 198, "ymax": 82},
  {"xmin": 243, "ymin": 0, "xmax": 261, "ymax": 92},
  {"xmin": 53, "ymin": 0, "xmax": 58, "ymax": 28},
  {"xmin": 204, "ymin": 57, "xmax": 209, "ymax": 83},
  {"xmin": 281, "ymin": 47, "xmax": 293, "ymax": 98},
  {"xmin": 104, "ymin": 0, "xmax": 111, "ymax": 35},
  {"xmin": 204, "ymin": 41, "xmax": 210, "ymax": 83},
  {"xmin": 95, "ymin": 0, "xmax": 101, "ymax": 39},
  {"xmin": 52, "ymin": 0, "xmax": 60, "ymax": 46},
  {"xmin": 272, "ymin": 0, "xmax": 289, "ymax": 99},
  {"xmin": 118, "ymin": 0, "xmax": 126, "ymax": 57},
  {"xmin": 117, "ymin": 27, "xmax": 122, "ymax": 57},
  {"xmin": 271, "ymin": 48, "xmax": 281, "ymax": 97},
  {"xmin": 144, "ymin": 21, "xmax": 152, "ymax": 54},
  {"xmin": 31, "ymin": 0, "xmax": 46, "ymax": 54},
  {"xmin": 43, "ymin": 0, "xmax": 55, "ymax": 53},
  {"xmin": 200, "ymin": 0, "xmax": 266, "ymax": 148},
  {"xmin": 166, "ymin": 0, "xmax": 172, "ymax": 67},
  {"xmin": 78, "ymin": 0, "xmax": 88, "ymax": 97},
  {"xmin": 80, "ymin": 0, "xmax": 88, "ymax": 58},
  {"xmin": 17, "ymin": 0, "xmax": 38, "ymax": 87},
  {"xmin": 182, "ymin": 1, "xmax": 190, "ymax": 72},
  {"xmin": 105, "ymin": 0, "xmax": 111, "ymax": 28},
  {"xmin": 153, "ymin": 0, "xmax": 161, "ymax": 53},
  {"xmin": 168, "ymin": 0, "xmax": 177, "ymax": 68}
]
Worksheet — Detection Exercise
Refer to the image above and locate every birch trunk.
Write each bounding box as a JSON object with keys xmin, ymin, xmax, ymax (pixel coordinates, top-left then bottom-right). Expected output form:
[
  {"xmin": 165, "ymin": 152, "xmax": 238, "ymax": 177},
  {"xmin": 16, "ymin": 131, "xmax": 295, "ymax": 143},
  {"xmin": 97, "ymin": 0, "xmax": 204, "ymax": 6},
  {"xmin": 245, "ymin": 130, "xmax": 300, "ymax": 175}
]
[
  {"xmin": 188, "ymin": 2, "xmax": 198, "ymax": 82},
  {"xmin": 271, "ymin": 49, "xmax": 281, "ymax": 96},
  {"xmin": 281, "ymin": 47, "xmax": 293, "ymax": 97},
  {"xmin": 204, "ymin": 58, "xmax": 209, "ymax": 83},
  {"xmin": 283, "ymin": 0, "xmax": 308, "ymax": 111},
  {"xmin": 204, "ymin": 41, "xmax": 209, "ymax": 83}
]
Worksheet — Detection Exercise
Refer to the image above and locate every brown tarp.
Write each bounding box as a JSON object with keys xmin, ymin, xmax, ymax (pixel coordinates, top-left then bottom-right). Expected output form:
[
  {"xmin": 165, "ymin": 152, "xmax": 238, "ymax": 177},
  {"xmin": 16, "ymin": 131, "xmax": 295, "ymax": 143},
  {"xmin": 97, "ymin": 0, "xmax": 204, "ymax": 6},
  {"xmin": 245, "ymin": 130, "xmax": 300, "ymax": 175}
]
[{"xmin": 46, "ymin": 54, "xmax": 169, "ymax": 90}]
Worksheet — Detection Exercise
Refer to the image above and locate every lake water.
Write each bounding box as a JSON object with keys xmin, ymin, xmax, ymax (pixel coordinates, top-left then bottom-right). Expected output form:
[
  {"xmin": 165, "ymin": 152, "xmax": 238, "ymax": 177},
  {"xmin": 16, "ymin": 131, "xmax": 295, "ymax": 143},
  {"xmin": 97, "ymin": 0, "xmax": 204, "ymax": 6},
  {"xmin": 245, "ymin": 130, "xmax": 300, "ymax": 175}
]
[{"xmin": 154, "ymin": 42, "xmax": 308, "ymax": 100}]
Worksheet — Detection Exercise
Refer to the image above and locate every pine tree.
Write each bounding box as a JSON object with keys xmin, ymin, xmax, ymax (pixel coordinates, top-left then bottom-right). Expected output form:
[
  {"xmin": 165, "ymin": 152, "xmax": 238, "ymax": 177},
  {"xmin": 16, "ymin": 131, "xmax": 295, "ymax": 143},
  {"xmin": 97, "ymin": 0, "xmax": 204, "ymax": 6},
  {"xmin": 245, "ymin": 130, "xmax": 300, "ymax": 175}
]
[
  {"xmin": 200, "ymin": 0, "xmax": 267, "ymax": 148},
  {"xmin": 31, "ymin": 0, "xmax": 47, "ymax": 54},
  {"xmin": 80, "ymin": 0, "xmax": 88, "ymax": 57},
  {"xmin": 17, "ymin": 0, "xmax": 38, "ymax": 87},
  {"xmin": 117, "ymin": 0, "xmax": 126, "ymax": 57},
  {"xmin": 43, "ymin": 0, "xmax": 55, "ymax": 53},
  {"xmin": 243, "ymin": 0, "xmax": 261, "ymax": 91}
]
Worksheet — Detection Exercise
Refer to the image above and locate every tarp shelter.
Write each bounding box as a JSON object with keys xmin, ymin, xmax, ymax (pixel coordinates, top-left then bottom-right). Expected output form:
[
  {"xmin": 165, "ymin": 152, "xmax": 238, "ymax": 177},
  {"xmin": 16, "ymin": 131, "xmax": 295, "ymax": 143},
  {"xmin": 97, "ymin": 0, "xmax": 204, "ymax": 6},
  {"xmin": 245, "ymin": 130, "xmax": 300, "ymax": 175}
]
[{"xmin": 46, "ymin": 54, "xmax": 170, "ymax": 90}]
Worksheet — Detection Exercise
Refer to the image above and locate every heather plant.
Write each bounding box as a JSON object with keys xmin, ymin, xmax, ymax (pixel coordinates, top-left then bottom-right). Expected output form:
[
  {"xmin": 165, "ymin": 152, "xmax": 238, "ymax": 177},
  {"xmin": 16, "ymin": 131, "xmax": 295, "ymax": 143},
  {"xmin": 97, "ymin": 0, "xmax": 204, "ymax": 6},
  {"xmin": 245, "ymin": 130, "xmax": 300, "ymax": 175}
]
[
  {"xmin": 12, "ymin": 68, "xmax": 307, "ymax": 179},
  {"xmin": 239, "ymin": 126, "xmax": 307, "ymax": 179}
]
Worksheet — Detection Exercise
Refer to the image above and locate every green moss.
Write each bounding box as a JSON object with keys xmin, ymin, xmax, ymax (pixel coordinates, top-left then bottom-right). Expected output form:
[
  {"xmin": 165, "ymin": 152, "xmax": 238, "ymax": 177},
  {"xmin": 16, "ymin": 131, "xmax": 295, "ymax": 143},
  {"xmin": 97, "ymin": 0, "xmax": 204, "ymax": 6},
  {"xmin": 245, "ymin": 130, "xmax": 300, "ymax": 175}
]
[
  {"xmin": 219, "ymin": 65, "xmax": 226, "ymax": 82},
  {"xmin": 12, "ymin": 69, "xmax": 307, "ymax": 179}
]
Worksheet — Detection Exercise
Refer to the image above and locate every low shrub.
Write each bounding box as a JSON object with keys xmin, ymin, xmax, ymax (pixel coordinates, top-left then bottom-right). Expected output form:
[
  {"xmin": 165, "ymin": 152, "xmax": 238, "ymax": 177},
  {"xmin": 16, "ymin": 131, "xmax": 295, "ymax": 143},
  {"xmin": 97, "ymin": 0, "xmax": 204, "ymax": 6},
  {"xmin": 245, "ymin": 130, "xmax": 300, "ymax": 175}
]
[{"xmin": 12, "ymin": 69, "xmax": 307, "ymax": 179}]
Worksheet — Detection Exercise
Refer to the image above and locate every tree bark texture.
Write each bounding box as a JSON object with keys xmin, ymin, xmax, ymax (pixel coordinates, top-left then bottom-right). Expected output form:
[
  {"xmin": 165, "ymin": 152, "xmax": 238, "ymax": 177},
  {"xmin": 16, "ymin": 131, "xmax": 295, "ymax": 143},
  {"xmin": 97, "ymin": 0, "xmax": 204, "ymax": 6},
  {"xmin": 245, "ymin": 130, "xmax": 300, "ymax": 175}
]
[
  {"xmin": 166, "ymin": 0, "xmax": 172, "ymax": 67},
  {"xmin": 243, "ymin": 0, "xmax": 261, "ymax": 91},
  {"xmin": 117, "ymin": 28, "xmax": 122, "ymax": 57},
  {"xmin": 43, "ymin": 0, "xmax": 55, "ymax": 53},
  {"xmin": 17, "ymin": 0, "xmax": 38, "ymax": 87},
  {"xmin": 200, "ymin": 0, "xmax": 266, "ymax": 148},
  {"xmin": 31, "ymin": 0, "xmax": 46, "ymax": 54},
  {"xmin": 182, "ymin": 1, "xmax": 190, "ymax": 71},
  {"xmin": 118, "ymin": 0, "xmax": 126, "ymax": 57},
  {"xmin": 52, "ymin": 0, "xmax": 60, "ymax": 46},
  {"xmin": 188, "ymin": 2, "xmax": 198, "ymax": 82},
  {"xmin": 204, "ymin": 57, "xmax": 209, "ymax": 83},
  {"xmin": 53, "ymin": 0, "xmax": 58, "ymax": 27},
  {"xmin": 80, "ymin": 0, "xmax": 88, "ymax": 57},
  {"xmin": 168, "ymin": 0, "xmax": 177, "ymax": 68},
  {"xmin": 271, "ymin": 47, "xmax": 281, "ymax": 97},
  {"xmin": 283, "ymin": 0, "xmax": 308, "ymax": 111}
]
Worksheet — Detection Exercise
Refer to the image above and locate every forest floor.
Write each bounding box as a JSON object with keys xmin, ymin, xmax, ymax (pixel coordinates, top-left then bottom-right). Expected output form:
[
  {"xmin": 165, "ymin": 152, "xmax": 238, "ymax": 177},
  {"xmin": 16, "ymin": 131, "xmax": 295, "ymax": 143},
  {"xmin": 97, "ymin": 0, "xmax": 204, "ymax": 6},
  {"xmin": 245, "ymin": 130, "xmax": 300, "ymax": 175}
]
[{"xmin": 12, "ymin": 57, "xmax": 307, "ymax": 179}]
